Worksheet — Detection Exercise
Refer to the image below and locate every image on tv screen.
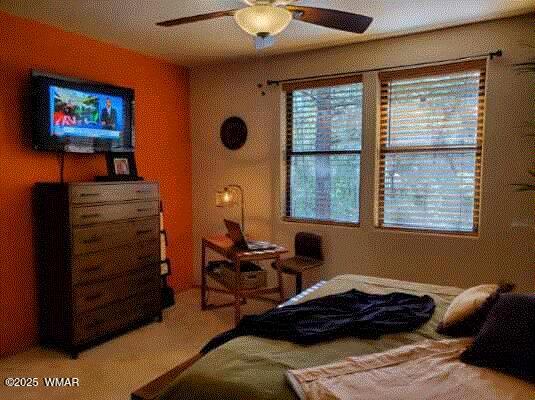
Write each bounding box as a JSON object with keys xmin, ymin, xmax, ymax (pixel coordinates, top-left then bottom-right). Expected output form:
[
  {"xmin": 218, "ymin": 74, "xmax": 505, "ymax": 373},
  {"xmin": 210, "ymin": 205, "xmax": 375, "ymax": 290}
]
[{"xmin": 49, "ymin": 86, "xmax": 124, "ymax": 140}]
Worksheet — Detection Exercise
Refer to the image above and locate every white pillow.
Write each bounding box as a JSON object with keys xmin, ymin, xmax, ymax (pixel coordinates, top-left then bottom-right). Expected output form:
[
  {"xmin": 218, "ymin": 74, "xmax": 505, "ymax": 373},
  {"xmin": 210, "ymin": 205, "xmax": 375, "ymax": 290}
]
[{"xmin": 441, "ymin": 284, "xmax": 498, "ymax": 327}]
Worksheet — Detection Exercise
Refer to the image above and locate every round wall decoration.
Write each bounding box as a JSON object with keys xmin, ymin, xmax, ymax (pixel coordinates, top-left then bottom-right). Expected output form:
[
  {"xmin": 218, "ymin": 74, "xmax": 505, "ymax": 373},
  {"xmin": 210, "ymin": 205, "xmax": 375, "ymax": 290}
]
[{"xmin": 220, "ymin": 117, "xmax": 247, "ymax": 150}]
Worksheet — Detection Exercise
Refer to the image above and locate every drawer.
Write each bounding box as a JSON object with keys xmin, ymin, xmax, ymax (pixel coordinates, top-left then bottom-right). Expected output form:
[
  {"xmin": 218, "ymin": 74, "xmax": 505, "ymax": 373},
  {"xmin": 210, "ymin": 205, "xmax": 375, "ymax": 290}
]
[
  {"xmin": 74, "ymin": 267, "xmax": 160, "ymax": 313},
  {"xmin": 73, "ymin": 291, "xmax": 160, "ymax": 344},
  {"xmin": 70, "ymin": 200, "xmax": 159, "ymax": 226},
  {"xmin": 70, "ymin": 182, "xmax": 159, "ymax": 205},
  {"xmin": 72, "ymin": 240, "xmax": 159, "ymax": 284},
  {"xmin": 72, "ymin": 217, "xmax": 159, "ymax": 255}
]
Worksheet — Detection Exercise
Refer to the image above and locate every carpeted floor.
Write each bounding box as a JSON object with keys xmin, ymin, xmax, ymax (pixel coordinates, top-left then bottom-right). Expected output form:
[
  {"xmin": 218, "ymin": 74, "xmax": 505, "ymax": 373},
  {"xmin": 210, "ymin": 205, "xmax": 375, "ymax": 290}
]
[{"xmin": 0, "ymin": 288, "xmax": 273, "ymax": 400}]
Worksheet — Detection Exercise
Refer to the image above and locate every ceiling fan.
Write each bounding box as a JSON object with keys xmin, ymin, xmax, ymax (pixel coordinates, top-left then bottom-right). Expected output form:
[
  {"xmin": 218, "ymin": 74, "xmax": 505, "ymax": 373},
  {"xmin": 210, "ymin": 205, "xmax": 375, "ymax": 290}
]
[{"xmin": 156, "ymin": 0, "xmax": 373, "ymax": 49}]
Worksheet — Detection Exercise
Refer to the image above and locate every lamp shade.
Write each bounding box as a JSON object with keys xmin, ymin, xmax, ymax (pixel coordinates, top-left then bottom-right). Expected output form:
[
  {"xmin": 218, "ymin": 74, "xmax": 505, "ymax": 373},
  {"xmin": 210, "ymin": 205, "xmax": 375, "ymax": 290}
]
[{"xmin": 234, "ymin": 5, "xmax": 292, "ymax": 37}]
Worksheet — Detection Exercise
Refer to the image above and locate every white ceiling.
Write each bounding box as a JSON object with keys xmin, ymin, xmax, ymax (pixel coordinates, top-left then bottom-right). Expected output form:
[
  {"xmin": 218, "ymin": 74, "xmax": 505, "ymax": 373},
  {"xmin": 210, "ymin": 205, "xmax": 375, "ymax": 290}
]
[{"xmin": 0, "ymin": 0, "xmax": 533, "ymax": 66}]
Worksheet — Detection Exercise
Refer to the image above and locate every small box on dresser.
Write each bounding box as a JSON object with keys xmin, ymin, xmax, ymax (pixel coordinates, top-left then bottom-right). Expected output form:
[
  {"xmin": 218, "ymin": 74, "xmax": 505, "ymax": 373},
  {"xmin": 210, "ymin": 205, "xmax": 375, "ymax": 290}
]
[{"xmin": 34, "ymin": 181, "xmax": 162, "ymax": 358}]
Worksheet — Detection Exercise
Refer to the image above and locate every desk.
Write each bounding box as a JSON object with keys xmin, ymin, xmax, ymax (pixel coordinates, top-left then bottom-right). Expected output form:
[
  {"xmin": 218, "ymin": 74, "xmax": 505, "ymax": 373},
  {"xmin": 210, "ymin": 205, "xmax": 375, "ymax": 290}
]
[{"xmin": 201, "ymin": 235, "xmax": 288, "ymax": 325}]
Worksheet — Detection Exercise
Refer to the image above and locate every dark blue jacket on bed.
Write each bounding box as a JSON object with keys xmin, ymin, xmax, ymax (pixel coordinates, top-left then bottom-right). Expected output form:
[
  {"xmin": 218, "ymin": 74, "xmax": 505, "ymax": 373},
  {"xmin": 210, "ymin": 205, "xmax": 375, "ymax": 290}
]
[{"xmin": 201, "ymin": 289, "xmax": 436, "ymax": 354}]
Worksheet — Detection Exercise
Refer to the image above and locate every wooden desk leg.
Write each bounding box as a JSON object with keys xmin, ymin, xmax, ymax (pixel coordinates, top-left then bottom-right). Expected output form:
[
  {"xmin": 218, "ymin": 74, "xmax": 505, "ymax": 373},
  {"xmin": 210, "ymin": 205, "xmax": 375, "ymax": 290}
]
[
  {"xmin": 201, "ymin": 240, "xmax": 207, "ymax": 310},
  {"xmin": 234, "ymin": 259, "xmax": 241, "ymax": 326},
  {"xmin": 275, "ymin": 256, "xmax": 284, "ymax": 302}
]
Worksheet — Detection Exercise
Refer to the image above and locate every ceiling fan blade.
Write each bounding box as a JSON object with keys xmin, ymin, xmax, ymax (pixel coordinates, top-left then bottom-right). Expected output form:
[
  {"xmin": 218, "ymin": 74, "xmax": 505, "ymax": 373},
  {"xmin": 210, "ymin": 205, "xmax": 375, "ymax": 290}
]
[
  {"xmin": 287, "ymin": 6, "xmax": 373, "ymax": 34},
  {"xmin": 255, "ymin": 35, "xmax": 276, "ymax": 50},
  {"xmin": 156, "ymin": 9, "xmax": 237, "ymax": 27}
]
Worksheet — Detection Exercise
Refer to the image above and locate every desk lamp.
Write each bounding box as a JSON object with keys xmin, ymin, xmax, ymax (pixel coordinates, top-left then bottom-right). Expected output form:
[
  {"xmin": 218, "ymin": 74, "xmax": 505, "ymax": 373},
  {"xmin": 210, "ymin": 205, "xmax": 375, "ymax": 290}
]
[{"xmin": 216, "ymin": 184, "xmax": 245, "ymax": 233}]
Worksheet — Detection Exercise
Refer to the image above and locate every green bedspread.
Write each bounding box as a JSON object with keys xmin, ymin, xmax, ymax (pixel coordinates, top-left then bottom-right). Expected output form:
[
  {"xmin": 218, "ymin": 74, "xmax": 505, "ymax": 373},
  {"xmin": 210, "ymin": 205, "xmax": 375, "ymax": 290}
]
[{"xmin": 156, "ymin": 274, "xmax": 463, "ymax": 400}]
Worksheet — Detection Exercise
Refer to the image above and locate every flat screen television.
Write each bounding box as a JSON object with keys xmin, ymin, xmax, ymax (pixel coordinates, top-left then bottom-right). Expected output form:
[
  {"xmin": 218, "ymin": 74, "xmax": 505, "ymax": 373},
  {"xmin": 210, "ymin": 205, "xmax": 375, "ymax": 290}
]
[{"xmin": 31, "ymin": 71, "xmax": 134, "ymax": 153}]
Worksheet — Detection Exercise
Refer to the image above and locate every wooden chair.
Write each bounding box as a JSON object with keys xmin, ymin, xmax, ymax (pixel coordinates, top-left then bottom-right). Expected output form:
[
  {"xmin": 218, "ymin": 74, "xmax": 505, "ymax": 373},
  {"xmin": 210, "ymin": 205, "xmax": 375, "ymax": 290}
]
[{"xmin": 272, "ymin": 232, "xmax": 323, "ymax": 295}]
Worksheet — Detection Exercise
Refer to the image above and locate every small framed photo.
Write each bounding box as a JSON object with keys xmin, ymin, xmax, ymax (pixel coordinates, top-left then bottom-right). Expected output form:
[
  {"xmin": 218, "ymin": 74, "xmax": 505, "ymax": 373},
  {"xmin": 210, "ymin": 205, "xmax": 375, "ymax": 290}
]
[
  {"xmin": 105, "ymin": 152, "xmax": 138, "ymax": 179},
  {"xmin": 114, "ymin": 158, "xmax": 130, "ymax": 175}
]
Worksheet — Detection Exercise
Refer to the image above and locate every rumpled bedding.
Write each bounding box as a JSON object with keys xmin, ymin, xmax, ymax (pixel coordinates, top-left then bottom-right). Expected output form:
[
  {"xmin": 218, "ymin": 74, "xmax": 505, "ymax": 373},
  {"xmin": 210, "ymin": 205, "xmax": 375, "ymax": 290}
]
[{"xmin": 286, "ymin": 338, "xmax": 535, "ymax": 400}]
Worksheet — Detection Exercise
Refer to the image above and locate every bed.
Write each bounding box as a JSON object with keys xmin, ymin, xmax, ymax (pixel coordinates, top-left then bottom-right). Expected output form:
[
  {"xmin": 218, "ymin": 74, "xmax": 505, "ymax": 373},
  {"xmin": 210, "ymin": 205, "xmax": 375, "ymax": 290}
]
[{"xmin": 132, "ymin": 274, "xmax": 473, "ymax": 400}]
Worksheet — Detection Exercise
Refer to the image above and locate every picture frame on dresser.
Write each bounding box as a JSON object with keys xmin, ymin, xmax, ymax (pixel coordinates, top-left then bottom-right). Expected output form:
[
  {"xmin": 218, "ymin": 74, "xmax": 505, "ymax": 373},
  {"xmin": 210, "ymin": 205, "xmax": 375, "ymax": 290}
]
[{"xmin": 103, "ymin": 152, "xmax": 141, "ymax": 181}]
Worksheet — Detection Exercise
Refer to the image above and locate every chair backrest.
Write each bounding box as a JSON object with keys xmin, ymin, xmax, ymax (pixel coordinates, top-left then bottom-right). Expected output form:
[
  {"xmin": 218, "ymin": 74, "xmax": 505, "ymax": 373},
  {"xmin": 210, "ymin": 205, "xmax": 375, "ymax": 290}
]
[{"xmin": 295, "ymin": 232, "xmax": 323, "ymax": 261}]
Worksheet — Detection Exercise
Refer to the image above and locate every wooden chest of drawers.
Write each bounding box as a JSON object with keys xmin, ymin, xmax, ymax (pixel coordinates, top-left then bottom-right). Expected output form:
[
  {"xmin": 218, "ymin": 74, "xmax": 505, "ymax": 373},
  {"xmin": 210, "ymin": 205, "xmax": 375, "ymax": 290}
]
[{"xmin": 35, "ymin": 181, "xmax": 162, "ymax": 358}]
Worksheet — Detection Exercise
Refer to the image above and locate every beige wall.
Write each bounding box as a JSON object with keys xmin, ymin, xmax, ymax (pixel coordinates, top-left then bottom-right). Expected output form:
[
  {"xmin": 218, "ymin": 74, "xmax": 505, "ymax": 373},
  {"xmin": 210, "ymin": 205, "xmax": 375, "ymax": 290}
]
[{"xmin": 190, "ymin": 14, "xmax": 535, "ymax": 292}]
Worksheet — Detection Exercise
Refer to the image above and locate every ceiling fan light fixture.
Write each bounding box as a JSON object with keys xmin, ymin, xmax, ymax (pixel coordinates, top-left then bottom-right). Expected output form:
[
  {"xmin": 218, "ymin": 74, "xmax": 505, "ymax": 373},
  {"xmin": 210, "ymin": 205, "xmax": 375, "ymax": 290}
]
[{"xmin": 234, "ymin": 5, "xmax": 292, "ymax": 37}]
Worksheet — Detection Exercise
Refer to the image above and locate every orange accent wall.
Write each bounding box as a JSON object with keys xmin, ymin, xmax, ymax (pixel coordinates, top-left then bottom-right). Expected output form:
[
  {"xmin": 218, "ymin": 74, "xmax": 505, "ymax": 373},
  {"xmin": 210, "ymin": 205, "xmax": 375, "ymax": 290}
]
[{"xmin": 0, "ymin": 11, "xmax": 192, "ymax": 356}]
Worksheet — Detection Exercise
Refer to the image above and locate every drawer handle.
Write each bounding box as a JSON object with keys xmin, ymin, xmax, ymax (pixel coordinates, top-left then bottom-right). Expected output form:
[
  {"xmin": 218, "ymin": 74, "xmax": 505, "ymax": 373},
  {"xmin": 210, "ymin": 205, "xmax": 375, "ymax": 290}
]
[
  {"xmin": 85, "ymin": 292, "xmax": 104, "ymax": 302},
  {"xmin": 81, "ymin": 213, "xmax": 101, "ymax": 219},
  {"xmin": 80, "ymin": 193, "xmax": 100, "ymax": 198},
  {"xmin": 136, "ymin": 189, "xmax": 151, "ymax": 194},
  {"xmin": 82, "ymin": 236, "xmax": 102, "ymax": 244},
  {"xmin": 136, "ymin": 229, "xmax": 152, "ymax": 235},
  {"xmin": 137, "ymin": 208, "xmax": 152, "ymax": 212},
  {"xmin": 86, "ymin": 318, "xmax": 106, "ymax": 329},
  {"xmin": 83, "ymin": 265, "xmax": 104, "ymax": 273}
]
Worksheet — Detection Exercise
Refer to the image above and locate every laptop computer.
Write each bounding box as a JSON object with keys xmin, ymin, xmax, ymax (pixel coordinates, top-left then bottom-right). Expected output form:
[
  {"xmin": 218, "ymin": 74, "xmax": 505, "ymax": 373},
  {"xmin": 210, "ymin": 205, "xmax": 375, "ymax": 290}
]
[{"xmin": 224, "ymin": 219, "xmax": 277, "ymax": 251}]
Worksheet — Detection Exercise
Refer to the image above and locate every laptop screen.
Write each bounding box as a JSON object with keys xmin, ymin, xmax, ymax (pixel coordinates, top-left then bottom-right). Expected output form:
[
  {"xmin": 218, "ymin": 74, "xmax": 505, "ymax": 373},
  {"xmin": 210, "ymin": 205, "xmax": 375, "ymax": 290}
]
[{"xmin": 224, "ymin": 219, "xmax": 246, "ymax": 246}]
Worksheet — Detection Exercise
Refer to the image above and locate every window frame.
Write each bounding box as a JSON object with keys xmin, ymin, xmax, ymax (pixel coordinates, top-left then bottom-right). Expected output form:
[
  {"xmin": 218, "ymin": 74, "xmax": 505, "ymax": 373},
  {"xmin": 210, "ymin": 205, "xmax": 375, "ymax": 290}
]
[
  {"xmin": 375, "ymin": 60, "xmax": 487, "ymax": 235},
  {"xmin": 283, "ymin": 75, "xmax": 364, "ymax": 227}
]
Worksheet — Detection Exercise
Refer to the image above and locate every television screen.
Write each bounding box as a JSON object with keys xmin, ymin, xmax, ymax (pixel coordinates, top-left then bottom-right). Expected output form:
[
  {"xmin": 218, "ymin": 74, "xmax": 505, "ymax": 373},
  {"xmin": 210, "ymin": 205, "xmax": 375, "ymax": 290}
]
[{"xmin": 32, "ymin": 71, "xmax": 134, "ymax": 153}]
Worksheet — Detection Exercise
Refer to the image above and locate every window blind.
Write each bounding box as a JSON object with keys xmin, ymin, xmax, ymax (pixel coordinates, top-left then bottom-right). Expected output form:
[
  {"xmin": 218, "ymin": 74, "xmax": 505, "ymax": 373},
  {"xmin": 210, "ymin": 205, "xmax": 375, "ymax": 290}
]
[
  {"xmin": 284, "ymin": 76, "xmax": 363, "ymax": 225},
  {"xmin": 377, "ymin": 60, "xmax": 486, "ymax": 233}
]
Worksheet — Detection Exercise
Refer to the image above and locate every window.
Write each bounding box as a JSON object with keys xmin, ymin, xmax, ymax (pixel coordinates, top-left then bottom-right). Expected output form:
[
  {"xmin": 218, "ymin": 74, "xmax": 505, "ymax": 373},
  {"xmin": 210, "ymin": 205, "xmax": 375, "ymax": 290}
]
[
  {"xmin": 377, "ymin": 60, "xmax": 486, "ymax": 233},
  {"xmin": 284, "ymin": 76, "xmax": 363, "ymax": 225}
]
